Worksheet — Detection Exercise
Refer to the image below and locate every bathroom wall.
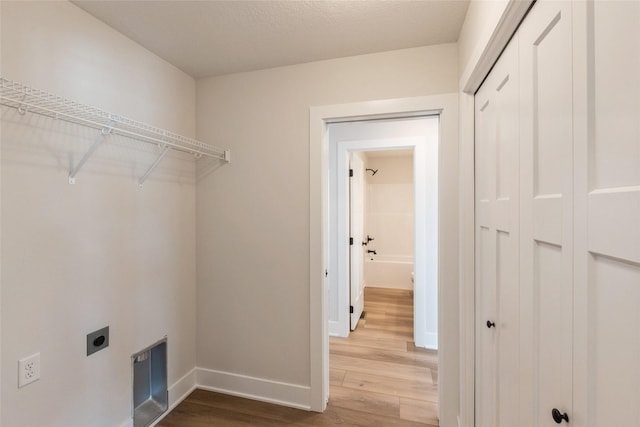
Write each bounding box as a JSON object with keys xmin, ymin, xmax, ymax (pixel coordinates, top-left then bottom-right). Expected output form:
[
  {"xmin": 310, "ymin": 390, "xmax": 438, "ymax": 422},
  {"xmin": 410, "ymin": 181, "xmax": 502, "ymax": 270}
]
[
  {"xmin": 364, "ymin": 153, "xmax": 415, "ymax": 289},
  {"xmin": 365, "ymin": 153, "xmax": 414, "ymax": 257},
  {"xmin": 1, "ymin": 2, "xmax": 197, "ymax": 426}
]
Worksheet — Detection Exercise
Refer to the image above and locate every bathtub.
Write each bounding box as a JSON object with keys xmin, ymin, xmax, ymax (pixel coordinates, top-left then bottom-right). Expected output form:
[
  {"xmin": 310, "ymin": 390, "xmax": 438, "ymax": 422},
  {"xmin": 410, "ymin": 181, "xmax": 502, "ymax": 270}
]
[{"xmin": 364, "ymin": 254, "xmax": 414, "ymax": 290}]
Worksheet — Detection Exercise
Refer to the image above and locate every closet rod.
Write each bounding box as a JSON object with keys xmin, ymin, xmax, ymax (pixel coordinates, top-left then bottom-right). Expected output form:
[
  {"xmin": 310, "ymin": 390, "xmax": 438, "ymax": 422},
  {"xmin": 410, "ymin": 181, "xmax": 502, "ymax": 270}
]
[{"xmin": 0, "ymin": 78, "xmax": 230, "ymax": 181}]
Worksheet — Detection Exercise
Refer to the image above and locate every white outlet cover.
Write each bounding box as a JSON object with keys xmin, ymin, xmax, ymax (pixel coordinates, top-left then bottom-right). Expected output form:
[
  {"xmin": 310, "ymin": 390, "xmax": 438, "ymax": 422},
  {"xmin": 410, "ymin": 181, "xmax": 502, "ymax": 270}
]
[{"xmin": 18, "ymin": 353, "xmax": 40, "ymax": 388}]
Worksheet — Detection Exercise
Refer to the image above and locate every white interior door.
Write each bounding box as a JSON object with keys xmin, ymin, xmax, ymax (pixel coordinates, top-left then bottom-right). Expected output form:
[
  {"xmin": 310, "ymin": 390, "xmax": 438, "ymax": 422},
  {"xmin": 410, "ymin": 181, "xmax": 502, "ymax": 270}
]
[
  {"xmin": 519, "ymin": 1, "xmax": 574, "ymax": 425},
  {"xmin": 349, "ymin": 152, "xmax": 365, "ymax": 330},
  {"xmin": 475, "ymin": 37, "xmax": 520, "ymax": 427},
  {"xmin": 573, "ymin": 1, "xmax": 640, "ymax": 425}
]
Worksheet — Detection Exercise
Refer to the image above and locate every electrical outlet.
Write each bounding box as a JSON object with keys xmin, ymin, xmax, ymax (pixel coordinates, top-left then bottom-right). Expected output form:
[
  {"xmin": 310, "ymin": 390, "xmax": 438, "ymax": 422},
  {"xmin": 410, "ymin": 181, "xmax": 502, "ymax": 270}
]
[{"xmin": 18, "ymin": 353, "xmax": 40, "ymax": 388}]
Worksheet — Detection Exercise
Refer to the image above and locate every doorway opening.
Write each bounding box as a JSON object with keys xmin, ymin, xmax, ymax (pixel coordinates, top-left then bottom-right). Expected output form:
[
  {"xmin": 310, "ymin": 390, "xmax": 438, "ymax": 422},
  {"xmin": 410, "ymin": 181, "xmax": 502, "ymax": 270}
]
[
  {"xmin": 309, "ymin": 93, "xmax": 458, "ymax": 425},
  {"xmin": 325, "ymin": 116, "xmax": 439, "ymax": 424},
  {"xmin": 352, "ymin": 148, "xmax": 416, "ymax": 332},
  {"xmin": 327, "ymin": 116, "xmax": 439, "ymax": 347}
]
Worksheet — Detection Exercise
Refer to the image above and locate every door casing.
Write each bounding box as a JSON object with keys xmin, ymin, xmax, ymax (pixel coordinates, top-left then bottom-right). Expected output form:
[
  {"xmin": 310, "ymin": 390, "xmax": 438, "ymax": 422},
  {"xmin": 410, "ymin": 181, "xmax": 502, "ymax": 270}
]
[
  {"xmin": 309, "ymin": 93, "xmax": 458, "ymax": 427},
  {"xmin": 329, "ymin": 125, "xmax": 438, "ymax": 347}
]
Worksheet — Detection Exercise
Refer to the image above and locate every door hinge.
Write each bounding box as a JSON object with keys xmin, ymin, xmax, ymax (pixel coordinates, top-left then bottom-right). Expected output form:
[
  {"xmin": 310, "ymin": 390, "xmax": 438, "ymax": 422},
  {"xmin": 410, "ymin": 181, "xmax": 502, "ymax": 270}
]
[
  {"xmin": 350, "ymin": 305, "xmax": 354, "ymax": 314},
  {"xmin": 325, "ymin": 269, "xmax": 328, "ymax": 278},
  {"xmin": 349, "ymin": 237, "xmax": 354, "ymax": 246},
  {"xmin": 349, "ymin": 168, "xmax": 353, "ymax": 177}
]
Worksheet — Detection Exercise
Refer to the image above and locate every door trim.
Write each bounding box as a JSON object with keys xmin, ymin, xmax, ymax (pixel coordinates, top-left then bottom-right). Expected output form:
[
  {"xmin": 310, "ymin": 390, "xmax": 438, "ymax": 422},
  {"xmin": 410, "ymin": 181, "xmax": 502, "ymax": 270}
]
[
  {"xmin": 461, "ymin": 0, "xmax": 534, "ymax": 94},
  {"xmin": 332, "ymin": 132, "xmax": 437, "ymax": 345},
  {"xmin": 309, "ymin": 93, "xmax": 458, "ymax": 426}
]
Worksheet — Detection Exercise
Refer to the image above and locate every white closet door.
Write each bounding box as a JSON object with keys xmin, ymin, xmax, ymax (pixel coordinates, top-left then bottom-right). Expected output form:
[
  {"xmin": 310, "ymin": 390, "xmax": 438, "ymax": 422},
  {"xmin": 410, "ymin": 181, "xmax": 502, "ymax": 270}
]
[
  {"xmin": 573, "ymin": 1, "xmax": 640, "ymax": 425},
  {"xmin": 475, "ymin": 38, "xmax": 520, "ymax": 427},
  {"xmin": 519, "ymin": 1, "xmax": 574, "ymax": 426}
]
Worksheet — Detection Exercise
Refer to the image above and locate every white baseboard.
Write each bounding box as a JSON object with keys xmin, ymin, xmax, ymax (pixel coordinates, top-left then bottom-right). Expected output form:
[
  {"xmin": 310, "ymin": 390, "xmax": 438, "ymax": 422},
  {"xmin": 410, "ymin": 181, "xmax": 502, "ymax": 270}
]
[
  {"xmin": 149, "ymin": 367, "xmax": 197, "ymax": 426},
  {"xmin": 329, "ymin": 320, "xmax": 346, "ymax": 337},
  {"xmin": 415, "ymin": 331, "xmax": 438, "ymax": 350},
  {"xmin": 196, "ymin": 367, "xmax": 311, "ymax": 411},
  {"xmin": 168, "ymin": 368, "xmax": 198, "ymax": 408},
  {"xmin": 121, "ymin": 366, "xmax": 311, "ymax": 426},
  {"xmin": 366, "ymin": 283, "xmax": 413, "ymax": 290}
]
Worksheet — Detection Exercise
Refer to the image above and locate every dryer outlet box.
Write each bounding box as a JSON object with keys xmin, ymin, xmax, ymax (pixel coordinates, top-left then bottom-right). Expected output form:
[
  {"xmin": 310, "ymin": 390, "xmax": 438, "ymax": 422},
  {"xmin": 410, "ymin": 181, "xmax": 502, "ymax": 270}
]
[{"xmin": 87, "ymin": 326, "xmax": 109, "ymax": 356}]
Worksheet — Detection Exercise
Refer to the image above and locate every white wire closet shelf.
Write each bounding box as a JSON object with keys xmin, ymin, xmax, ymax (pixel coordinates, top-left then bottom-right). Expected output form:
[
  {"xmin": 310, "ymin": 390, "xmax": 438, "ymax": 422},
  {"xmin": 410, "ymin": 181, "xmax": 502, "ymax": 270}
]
[{"xmin": 0, "ymin": 77, "xmax": 230, "ymax": 186}]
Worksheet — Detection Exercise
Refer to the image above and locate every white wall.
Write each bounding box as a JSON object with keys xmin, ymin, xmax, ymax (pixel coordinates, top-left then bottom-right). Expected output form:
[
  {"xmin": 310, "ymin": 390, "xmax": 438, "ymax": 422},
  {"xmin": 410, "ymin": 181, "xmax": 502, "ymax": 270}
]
[
  {"xmin": 364, "ymin": 154, "xmax": 414, "ymax": 290},
  {"xmin": 1, "ymin": 2, "xmax": 198, "ymax": 426},
  {"xmin": 458, "ymin": 0, "xmax": 510, "ymax": 88},
  {"xmin": 0, "ymin": 4, "xmax": 3, "ymax": 421},
  {"xmin": 366, "ymin": 155, "xmax": 414, "ymax": 257},
  {"xmin": 196, "ymin": 44, "xmax": 458, "ymax": 408}
]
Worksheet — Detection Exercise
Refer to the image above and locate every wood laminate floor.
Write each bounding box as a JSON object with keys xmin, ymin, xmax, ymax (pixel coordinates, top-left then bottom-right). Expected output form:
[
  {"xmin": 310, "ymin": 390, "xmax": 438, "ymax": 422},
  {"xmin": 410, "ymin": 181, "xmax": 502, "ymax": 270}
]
[{"xmin": 158, "ymin": 287, "xmax": 438, "ymax": 426}]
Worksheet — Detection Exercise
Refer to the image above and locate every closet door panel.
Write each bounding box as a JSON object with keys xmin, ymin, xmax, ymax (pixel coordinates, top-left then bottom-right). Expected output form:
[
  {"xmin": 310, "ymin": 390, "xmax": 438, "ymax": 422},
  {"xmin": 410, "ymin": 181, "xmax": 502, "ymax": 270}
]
[
  {"xmin": 574, "ymin": 1, "xmax": 640, "ymax": 425},
  {"xmin": 587, "ymin": 0, "xmax": 640, "ymax": 264},
  {"xmin": 476, "ymin": 226, "xmax": 497, "ymax": 427},
  {"xmin": 475, "ymin": 39, "xmax": 520, "ymax": 427},
  {"xmin": 587, "ymin": 256, "xmax": 640, "ymax": 426},
  {"xmin": 494, "ymin": 42, "xmax": 520, "ymax": 427},
  {"xmin": 476, "ymin": 77, "xmax": 498, "ymax": 427},
  {"xmin": 590, "ymin": 1, "xmax": 640, "ymax": 190},
  {"xmin": 519, "ymin": 1, "xmax": 573, "ymax": 425}
]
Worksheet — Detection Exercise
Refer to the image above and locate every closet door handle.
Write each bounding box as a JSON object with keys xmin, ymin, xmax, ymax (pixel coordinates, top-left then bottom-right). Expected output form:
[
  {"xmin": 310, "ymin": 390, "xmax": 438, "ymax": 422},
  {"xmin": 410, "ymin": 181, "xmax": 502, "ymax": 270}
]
[
  {"xmin": 552, "ymin": 408, "xmax": 569, "ymax": 424},
  {"xmin": 486, "ymin": 320, "xmax": 496, "ymax": 328}
]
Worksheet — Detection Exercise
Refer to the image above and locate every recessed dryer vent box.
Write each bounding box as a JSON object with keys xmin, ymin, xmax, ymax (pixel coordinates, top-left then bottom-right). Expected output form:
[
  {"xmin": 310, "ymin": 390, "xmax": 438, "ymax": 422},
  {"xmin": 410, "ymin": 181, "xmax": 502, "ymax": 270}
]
[{"xmin": 132, "ymin": 338, "xmax": 167, "ymax": 427}]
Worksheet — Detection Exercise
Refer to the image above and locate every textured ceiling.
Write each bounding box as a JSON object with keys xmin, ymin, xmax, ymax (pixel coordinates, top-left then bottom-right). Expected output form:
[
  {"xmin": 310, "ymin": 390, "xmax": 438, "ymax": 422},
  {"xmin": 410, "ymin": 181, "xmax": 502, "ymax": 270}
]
[{"xmin": 72, "ymin": 0, "xmax": 470, "ymax": 79}]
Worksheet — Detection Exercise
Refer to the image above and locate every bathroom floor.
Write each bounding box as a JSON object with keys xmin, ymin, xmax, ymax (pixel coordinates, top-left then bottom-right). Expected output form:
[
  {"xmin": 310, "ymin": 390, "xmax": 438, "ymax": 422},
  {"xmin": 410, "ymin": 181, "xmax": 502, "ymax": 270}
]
[{"xmin": 158, "ymin": 287, "xmax": 438, "ymax": 426}]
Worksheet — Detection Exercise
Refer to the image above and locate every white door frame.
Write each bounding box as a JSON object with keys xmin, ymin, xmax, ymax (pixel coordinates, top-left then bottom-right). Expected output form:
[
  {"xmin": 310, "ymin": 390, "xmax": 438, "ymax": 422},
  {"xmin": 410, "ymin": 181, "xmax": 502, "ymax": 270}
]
[
  {"xmin": 309, "ymin": 93, "xmax": 458, "ymax": 426},
  {"xmin": 331, "ymin": 130, "xmax": 439, "ymax": 349}
]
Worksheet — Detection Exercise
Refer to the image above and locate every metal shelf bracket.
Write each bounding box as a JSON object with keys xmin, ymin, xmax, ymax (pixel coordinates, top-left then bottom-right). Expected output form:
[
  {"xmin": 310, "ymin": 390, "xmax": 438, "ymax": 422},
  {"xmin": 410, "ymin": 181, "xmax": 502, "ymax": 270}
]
[
  {"xmin": 68, "ymin": 122, "xmax": 114, "ymax": 184},
  {"xmin": 17, "ymin": 93, "xmax": 28, "ymax": 115},
  {"xmin": 138, "ymin": 145, "xmax": 171, "ymax": 188}
]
